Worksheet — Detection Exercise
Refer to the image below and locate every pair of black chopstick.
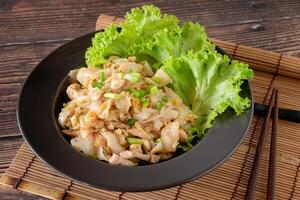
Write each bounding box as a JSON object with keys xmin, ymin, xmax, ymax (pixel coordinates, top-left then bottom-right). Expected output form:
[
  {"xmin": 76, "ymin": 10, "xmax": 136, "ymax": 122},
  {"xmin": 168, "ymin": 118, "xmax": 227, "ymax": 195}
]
[{"xmin": 245, "ymin": 88, "xmax": 279, "ymax": 200}]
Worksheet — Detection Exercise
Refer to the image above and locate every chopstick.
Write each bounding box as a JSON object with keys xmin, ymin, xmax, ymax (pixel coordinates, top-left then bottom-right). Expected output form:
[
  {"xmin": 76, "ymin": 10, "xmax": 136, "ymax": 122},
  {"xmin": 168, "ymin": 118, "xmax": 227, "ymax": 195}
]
[
  {"xmin": 245, "ymin": 88, "xmax": 277, "ymax": 200},
  {"xmin": 267, "ymin": 90, "xmax": 278, "ymax": 200}
]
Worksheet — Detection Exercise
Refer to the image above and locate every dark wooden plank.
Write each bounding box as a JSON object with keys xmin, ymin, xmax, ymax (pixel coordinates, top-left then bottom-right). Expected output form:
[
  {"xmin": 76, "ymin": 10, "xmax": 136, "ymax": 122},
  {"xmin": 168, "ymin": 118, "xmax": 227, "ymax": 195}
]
[
  {"xmin": 0, "ymin": 0, "xmax": 299, "ymax": 46},
  {"xmin": 207, "ymin": 18, "xmax": 300, "ymax": 57},
  {"xmin": 0, "ymin": 138, "xmax": 24, "ymax": 174},
  {"xmin": 0, "ymin": 42, "xmax": 65, "ymax": 137}
]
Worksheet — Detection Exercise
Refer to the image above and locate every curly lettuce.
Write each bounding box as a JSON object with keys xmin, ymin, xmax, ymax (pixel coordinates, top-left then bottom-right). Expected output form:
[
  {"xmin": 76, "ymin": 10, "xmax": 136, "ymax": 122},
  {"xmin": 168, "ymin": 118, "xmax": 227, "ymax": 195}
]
[
  {"xmin": 162, "ymin": 50, "xmax": 253, "ymax": 137},
  {"xmin": 85, "ymin": 5, "xmax": 213, "ymax": 67}
]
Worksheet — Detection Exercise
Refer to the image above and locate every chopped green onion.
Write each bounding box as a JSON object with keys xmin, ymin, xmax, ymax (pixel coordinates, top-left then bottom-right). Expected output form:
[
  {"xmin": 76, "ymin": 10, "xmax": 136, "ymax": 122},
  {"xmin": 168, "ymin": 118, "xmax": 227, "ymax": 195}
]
[
  {"xmin": 128, "ymin": 88, "xmax": 147, "ymax": 98},
  {"xmin": 156, "ymin": 96, "xmax": 168, "ymax": 110},
  {"xmin": 141, "ymin": 97, "xmax": 150, "ymax": 107},
  {"xmin": 156, "ymin": 100, "xmax": 165, "ymax": 110},
  {"xmin": 152, "ymin": 76, "xmax": 161, "ymax": 84},
  {"xmin": 155, "ymin": 138, "xmax": 162, "ymax": 144},
  {"xmin": 92, "ymin": 81, "xmax": 103, "ymax": 89},
  {"xmin": 150, "ymin": 86, "xmax": 159, "ymax": 94},
  {"xmin": 127, "ymin": 118, "xmax": 137, "ymax": 126},
  {"xmin": 124, "ymin": 72, "xmax": 141, "ymax": 83},
  {"xmin": 104, "ymin": 93, "xmax": 120, "ymax": 99},
  {"xmin": 162, "ymin": 95, "xmax": 168, "ymax": 102},
  {"xmin": 92, "ymin": 72, "xmax": 105, "ymax": 89},
  {"xmin": 99, "ymin": 72, "xmax": 105, "ymax": 82},
  {"xmin": 127, "ymin": 137, "xmax": 143, "ymax": 144}
]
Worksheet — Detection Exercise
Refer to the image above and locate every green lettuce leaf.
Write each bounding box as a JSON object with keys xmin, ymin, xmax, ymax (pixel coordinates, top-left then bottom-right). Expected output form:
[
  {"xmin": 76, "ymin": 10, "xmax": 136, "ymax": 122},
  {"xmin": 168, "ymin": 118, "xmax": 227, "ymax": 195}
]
[
  {"xmin": 85, "ymin": 5, "xmax": 214, "ymax": 68},
  {"xmin": 129, "ymin": 22, "xmax": 214, "ymax": 69},
  {"xmin": 162, "ymin": 50, "xmax": 253, "ymax": 136},
  {"xmin": 85, "ymin": 5, "xmax": 178, "ymax": 67}
]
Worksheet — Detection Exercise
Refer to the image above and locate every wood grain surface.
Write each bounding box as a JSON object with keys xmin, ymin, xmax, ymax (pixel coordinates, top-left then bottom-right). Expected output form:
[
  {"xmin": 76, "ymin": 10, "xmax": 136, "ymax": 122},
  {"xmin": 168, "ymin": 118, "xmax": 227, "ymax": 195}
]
[{"xmin": 0, "ymin": 0, "xmax": 299, "ymax": 199}]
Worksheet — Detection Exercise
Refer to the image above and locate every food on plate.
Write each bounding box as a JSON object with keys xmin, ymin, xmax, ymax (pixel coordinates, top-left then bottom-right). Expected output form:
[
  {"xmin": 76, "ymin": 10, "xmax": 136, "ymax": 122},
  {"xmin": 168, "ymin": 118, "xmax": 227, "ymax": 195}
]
[
  {"xmin": 59, "ymin": 56, "xmax": 196, "ymax": 166},
  {"xmin": 58, "ymin": 5, "xmax": 253, "ymax": 166}
]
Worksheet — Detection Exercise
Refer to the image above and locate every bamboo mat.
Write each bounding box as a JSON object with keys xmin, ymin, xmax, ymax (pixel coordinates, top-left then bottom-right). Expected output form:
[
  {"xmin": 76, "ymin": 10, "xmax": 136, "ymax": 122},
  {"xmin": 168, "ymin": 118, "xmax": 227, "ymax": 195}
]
[{"xmin": 1, "ymin": 15, "xmax": 300, "ymax": 200}]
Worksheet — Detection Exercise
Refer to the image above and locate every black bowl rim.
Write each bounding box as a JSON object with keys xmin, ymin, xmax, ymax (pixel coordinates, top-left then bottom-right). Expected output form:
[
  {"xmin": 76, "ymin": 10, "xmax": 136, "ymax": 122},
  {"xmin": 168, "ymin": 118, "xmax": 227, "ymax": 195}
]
[{"xmin": 17, "ymin": 30, "xmax": 254, "ymax": 192}]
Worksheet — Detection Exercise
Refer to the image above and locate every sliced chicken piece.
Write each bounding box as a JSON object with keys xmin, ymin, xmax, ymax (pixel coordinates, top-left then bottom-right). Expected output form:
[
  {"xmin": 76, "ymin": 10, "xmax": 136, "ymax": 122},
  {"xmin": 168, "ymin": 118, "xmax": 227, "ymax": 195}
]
[
  {"xmin": 160, "ymin": 107, "xmax": 179, "ymax": 122},
  {"xmin": 68, "ymin": 69, "xmax": 79, "ymax": 81},
  {"xmin": 97, "ymin": 146, "xmax": 108, "ymax": 161},
  {"xmin": 149, "ymin": 89, "xmax": 165, "ymax": 107},
  {"xmin": 140, "ymin": 107, "xmax": 179, "ymax": 124},
  {"xmin": 143, "ymin": 139, "xmax": 151, "ymax": 150},
  {"xmin": 119, "ymin": 62, "xmax": 143, "ymax": 73},
  {"xmin": 161, "ymin": 121, "xmax": 180, "ymax": 152},
  {"xmin": 179, "ymin": 129, "xmax": 188, "ymax": 143},
  {"xmin": 88, "ymin": 87, "xmax": 103, "ymax": 101},
  {"xmin": 62, "ymin": 130, "xmax": 78, "ymax": 137},
  {"xmin": 111, "ymin": 122, "xmax": 130, "ymax": 129},
  {"xmin": 70, "ymin": 115, "xmax": 80, "ymax": 130},
  {"xmin": 58, "ymin": 101, "xmax": 76, "ymax": 128},
  {"xmin": 71, "ymin": 131, "xmax": 97, "ymax": 156},
  {"xmin": 150, "ymin": 154, "xmax": 161, "ymax": 163},
  {"xmin": 131, "ymin": 98, "xmax": 141, "ymax": 113},
  {"xmin": 119, "ymin": 112, "xmax": 131, "ymax": 121},
  {"xmin": 164, "ymin": 87, "xmax": 182, "ymax": 105},
  {"xmin": 106, "ymin": 121, "xmax": 114, "ymax": 130},
  {"xmin": 94, "ymin": 134, "xmax": 106, "ymax": 147},
  {"xmin": 101, "ymin": 131, "xmax": 124, "ymax": 154},
  {"xmin": 127, "ymin": 56, "xmax": 136, "ymax": 62},
  {"xmin": 83, "ymin": 111, "xmax": 101, "ymax": 128},
  {"xmin": 97, "ymin": 99, "xmax": 113, "ymax": 120},
  {"xmin": 177, "ymin": 104, "xmax": 195, "ymax": 126},
  {"xmin": 128, "ymin": 124, "xmax": 154, "ymax": 140},
  {"xmin": 153, "ymin": 119, "xmax": 164, "ymax": 131},
  {"xmin": 129, "ymin": 144, "xmax": 143, "ymax": 154},
  {"xmin": 66, "ymin": 83, "xmax": 81, "ymax": 99},
  {"xmin": 89, "ymin": 101, "xmax": 101, "ymax": 113},
  {"xmin": 134, "ymin": 108, "xmax": 158, "ymax": 121},
  {"xmin": 153, "ymin": 69, "xmax": 172, "ymax": 86},
  {"xmin": 115, "ymin": 96, "xmax": 131, "ymax": 113},
  {"xmin": 150, "ymin": 142, "xmax": 163, "ymax": 154},
  {"xmin": 160, "ymin": 153, "xmax": 173, "ymax": 160},
  {"xmin": 119, "ymin": 150, "xmax": 150, "ymax": 161},
  {"xmin": 107, "ymin": 110, "xmax": 119, "ymax": 121},
  {"xmin": 111, "ymin": 78, "xmax": 125, "ymax": 90},
  {"xmin": 108, "ymin": 154, "xmax": 136, "ymax": 166},
  {"xmin": 76, "ymin": 67, "xmax": 99, "ymax": 87},
  {"xmin": 115, "ymin": 129, "xmax": 127, "ymax": 145}
]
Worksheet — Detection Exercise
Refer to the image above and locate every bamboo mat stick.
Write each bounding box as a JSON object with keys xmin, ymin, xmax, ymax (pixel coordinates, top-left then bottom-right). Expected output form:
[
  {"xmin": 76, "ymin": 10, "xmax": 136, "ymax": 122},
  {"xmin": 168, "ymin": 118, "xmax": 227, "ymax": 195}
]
[
  {"xmin": 245, "ymin": 88, "xmax": 276, "ymax": 200},
  {"xmin": 267, "ymin": 90, "xmax": 279, "ymax": 200}
]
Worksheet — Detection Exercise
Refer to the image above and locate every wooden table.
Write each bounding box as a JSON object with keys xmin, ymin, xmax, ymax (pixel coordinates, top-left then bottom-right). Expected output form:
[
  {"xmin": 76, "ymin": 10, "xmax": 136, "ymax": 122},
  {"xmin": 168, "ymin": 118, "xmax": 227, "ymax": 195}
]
[{"xmin": 0, "ymin": 0, "xmax": 299, "ymax": 199}]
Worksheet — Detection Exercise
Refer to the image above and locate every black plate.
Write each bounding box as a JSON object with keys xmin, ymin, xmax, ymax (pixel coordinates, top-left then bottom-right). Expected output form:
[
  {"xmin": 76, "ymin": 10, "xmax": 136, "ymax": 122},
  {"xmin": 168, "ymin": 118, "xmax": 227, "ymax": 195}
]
[{"xmin": 17, "ymin": 31, "xmax": 253, "ymax": 192}]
